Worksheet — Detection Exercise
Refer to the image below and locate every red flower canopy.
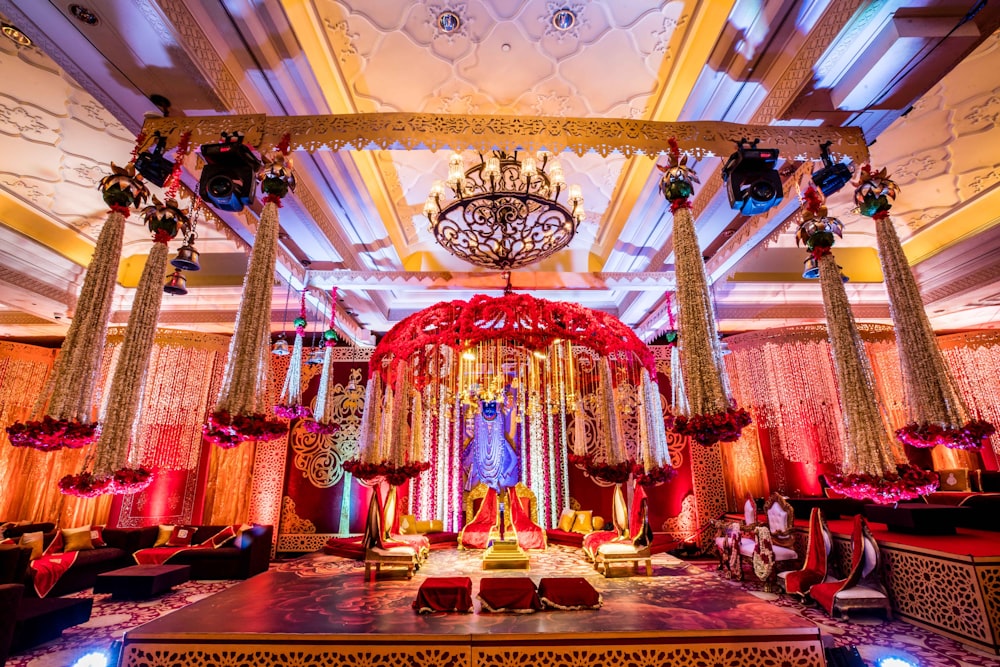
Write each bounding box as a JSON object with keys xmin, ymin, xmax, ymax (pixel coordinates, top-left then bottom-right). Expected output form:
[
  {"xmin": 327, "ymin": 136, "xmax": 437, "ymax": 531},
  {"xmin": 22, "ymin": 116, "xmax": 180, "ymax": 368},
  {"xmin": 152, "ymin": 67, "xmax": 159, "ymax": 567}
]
[{"xmin": 370, "ymin": 292, "xmax": 656, "ymax": 386}]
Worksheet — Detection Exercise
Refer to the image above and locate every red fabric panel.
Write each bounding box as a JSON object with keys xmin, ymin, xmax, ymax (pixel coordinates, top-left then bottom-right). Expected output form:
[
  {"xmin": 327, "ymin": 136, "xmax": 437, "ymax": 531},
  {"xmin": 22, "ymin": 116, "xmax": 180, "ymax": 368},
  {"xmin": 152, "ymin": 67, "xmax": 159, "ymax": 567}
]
[
  {"xmin": 784, "ymin": 508, "xmax": 828, "ymax": 595},
  {"xmin": 133, "ymin": 544, "xmax": 210, "ymax": 566},
  {"xmin": 412, "ymin": 576, "xmax": 473, "ymax": 613},
  {"xmin": 29, "ymin": 551, "xmax": 79, "ymax": 598},
  {"xmin": 811, "ymin": 515, "xmax": 865, "ymax": 614},
  {"xmin": 477, "ymin": 577, "xmax": 542, "ymax": 612},
  {"xmin": 510, "ymin": 489, "xmax": 545, "ymax": 550},
  {"xmin": 459, "ymin": 487, "xmax": 497, "ymax": 549},
  {"xmin": 538, "ymin": 577, "xmax": 601, "ymax": 609}
]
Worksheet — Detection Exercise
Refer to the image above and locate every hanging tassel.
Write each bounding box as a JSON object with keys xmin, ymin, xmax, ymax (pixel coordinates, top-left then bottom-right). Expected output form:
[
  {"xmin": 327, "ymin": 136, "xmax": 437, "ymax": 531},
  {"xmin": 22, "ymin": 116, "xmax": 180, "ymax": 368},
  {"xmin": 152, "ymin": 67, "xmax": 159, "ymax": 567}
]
[
  {"xmin": 663, "ymin": 142, "xmax": 749, "ymax": 445},
  {"xmin": 58, "ymin": 198, "xmax": 186, "ymax": 497},
  {"xmin": 205, "ymin": 147, "xmax": 294, "ymax": 448},
  {"xmin": 275, "ymin": 290, "xmax": 311, "ymax": 419},
  {"xmin": 797, "ymin": 184, "xmax": 938, "ymax": 503},
  {"xmin": 306, "ymin": 287, "xmax": 341, "ymax": 435},
  {"xmin": 859, "ymin": 167, "xmax": 994, "ymax": 450},
  {"xmin": 7, "ymin": 162, "xmax": 149, "ymax": 451}
]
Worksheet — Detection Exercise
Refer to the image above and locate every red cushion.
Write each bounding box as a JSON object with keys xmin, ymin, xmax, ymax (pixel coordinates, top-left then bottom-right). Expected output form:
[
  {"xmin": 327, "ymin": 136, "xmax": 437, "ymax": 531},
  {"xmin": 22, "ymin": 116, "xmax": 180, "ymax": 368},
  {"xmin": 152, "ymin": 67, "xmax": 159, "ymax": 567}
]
[
  {"xmin": 538, "ymin": 577, "xmax": 602, "ymax": 609},
  {"xmin": 89, "ymin": 525, "xmax": 106, "ymax": 548},
  {"xmin": 413, "ymin": 576, "xmax": 473, "ymax": 613},
  {"xmin": 207, "ymin": 525, "xmax": 238, "ymax": 548},
  {"xmin": 167, "ymin": 526, "xmax": 195, "ymax": 547},
  {"xmin": 477, "ymin": 577, "xmax": 543, "ymax": 613}
]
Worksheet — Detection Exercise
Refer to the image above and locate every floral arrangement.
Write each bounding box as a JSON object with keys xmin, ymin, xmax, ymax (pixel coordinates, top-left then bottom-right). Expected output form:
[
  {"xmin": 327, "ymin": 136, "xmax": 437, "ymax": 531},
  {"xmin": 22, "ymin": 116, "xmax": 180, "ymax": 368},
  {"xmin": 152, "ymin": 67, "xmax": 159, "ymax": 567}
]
[
  {"xmin": 110, "ymin": 466, "xmax": 154, "ymax": 494},
  {"xmin": 342, "ymin": 459, "xmax": 430, "ymax": 486},
  {"xmin": 672, "ymin": 407, "xmax": 752, "ymax": 446},
  {"xmin": 823, "ymin": 465, "xmax": 939, "ymax": 505},
  {"xmin": 274, "ymin": 404, "xmax": 313, "ymax": 420},
  {"xmin": 633, "ymin": 464, "xmax": 677, "ymax": 487},
  {"xmin": 568, "ymin": 453, "xmax": 635, "ymax": 485},
  {"xmin": 58, "ymin": 472, "xmax": 114, "ymax": 498},
  {"xmin": 6, "ymin": 417, "xmax": 98, "ymax": 451},
  {"xmin": 895, "ymin": 419, "xmax": 994, "ymax": 450},
  {"xmin": 304, "ymin": 420, "xmax": 341, "ymax": 435},
  {"xmin": 203, "ymin": 411, "xmax": 287, "ymax": 449}
]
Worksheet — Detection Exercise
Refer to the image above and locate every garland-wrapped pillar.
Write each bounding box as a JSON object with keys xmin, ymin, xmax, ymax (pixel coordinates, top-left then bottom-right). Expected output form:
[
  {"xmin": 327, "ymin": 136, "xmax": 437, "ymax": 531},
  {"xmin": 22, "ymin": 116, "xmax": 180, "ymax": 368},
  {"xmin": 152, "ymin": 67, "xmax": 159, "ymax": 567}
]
[
  {"xmin": 204, "ymin": 150, "xmax": 294, "ymax": 448},
  {"xmin": 660, "ymin": 139, "xmax": 750, "ymax": 445},
  {"xmin": 858, "ymin": 166, "xmax": 994, "ymax": 450},
  {"xmin": 797, "ymin": 185, "xmax": 938, "ymax": 503},
  {"xmin": 6, "ymin": 163, "xmax": 148, "ymax": 451}
]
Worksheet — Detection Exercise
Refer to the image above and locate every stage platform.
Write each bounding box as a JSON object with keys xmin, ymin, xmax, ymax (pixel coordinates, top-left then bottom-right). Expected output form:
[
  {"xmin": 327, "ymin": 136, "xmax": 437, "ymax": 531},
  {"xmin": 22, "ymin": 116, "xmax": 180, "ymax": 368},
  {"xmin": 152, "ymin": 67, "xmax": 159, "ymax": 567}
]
[
  {"xmin": 119, "ymin": 546, "xmax": 824, "ymax": 667},
  {"xmin": 795, "ymin": 518, "xmax": 1000, "ymax": 655}
]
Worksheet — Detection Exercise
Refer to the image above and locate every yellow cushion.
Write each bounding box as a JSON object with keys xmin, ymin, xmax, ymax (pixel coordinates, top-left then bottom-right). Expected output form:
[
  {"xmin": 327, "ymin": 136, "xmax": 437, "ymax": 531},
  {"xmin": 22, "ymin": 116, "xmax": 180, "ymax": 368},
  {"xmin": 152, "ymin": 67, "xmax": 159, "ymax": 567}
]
[
  {"xmin": 399, "ymin": 514, "xmax": 417, "ymax": 535},
  {"xmin": 154, "ymin": 525, "xmax": 175, "ymax": 547},
  {"xmin": 939, "ymin": 468, "xmax": 971, "ymax": 492},
  {"xmin": 414, "ymin": 519, "xmax": 432, "ymax": 533},
  {"xmin": 61, "ymin": 526, "xmax": 94, "ymax": 553},
  {"xmin": 571, "ymin": 510, "xmax": 593, "ymax": 534},
  {"xmin": 592, "ymin": 515, "xmax": 606, "ymax": 531},
  {"xmin": 428, "ymin": 519, "xmax": 443, "ymax": 533},
  {"xmin": 19, "ymin": 531, "xmax": 44, "ymax": 560},
  {"xmin": 557, "ymin": 510, "xmax": 576, "ymax": 532}
]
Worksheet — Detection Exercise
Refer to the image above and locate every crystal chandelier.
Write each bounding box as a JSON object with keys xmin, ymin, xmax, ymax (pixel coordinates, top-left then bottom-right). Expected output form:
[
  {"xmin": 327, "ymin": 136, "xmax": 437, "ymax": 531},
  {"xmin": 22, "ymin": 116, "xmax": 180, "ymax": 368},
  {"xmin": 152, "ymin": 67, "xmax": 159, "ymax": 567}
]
[{"xmin": 423, "ymin": 150, "xmax": 585, "ymax": 269}]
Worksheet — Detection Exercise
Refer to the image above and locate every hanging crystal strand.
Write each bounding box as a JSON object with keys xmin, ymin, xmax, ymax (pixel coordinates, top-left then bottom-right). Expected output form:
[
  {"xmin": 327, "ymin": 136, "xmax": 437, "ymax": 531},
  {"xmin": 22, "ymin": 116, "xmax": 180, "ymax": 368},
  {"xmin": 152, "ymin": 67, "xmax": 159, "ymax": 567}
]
[
  {"xmin": 661, "ymin": 139, "xmax": 749, "ymax": 445},
  {"xmin": 275, "ymin": 289, "xmax": 310, "ymax": 419},
  {"xmin": 308, "ymin": 287, "xmax": 341, "ymax": 435},
  {"xmin": 797, "ymin": 183, "xmax": 937, "ymax": 503},
  {"xmin": 8, "ymin": 162, "xmax": 149, "ymax": 452},
  {"xmin": 858, "ymin": 166, "xmax": 994, "ymax": 450},
  {"xmin": 206, "ymin": 140, "xmax": 294, "ymax": 448}
]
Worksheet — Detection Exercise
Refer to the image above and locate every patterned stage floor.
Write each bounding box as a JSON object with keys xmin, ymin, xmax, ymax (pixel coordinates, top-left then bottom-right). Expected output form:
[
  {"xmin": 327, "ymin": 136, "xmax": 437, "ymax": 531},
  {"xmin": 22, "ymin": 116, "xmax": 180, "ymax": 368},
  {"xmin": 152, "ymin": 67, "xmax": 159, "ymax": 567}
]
[{"xmin": 119, "ymin": 546, "xmax": 825, "ymax": 667}]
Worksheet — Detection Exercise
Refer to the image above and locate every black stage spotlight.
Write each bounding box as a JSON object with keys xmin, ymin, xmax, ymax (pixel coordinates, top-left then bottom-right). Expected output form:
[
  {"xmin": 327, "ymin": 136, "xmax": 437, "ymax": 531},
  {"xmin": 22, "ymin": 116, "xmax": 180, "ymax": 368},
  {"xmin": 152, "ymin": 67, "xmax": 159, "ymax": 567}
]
[
  {"xmin": 134, "ymin": 132, "xmax": 173, "ymax": 188},
  {"xmin": 812, "ymin": 141, "xmax": 854, "ymax": 197},
  {"xmin": 721, "ymin": 139, "xmax": 783, "ymax": 216},
  {"xmin": 198, "ymin": 132, "xmax": 260, "ymax": 212}
]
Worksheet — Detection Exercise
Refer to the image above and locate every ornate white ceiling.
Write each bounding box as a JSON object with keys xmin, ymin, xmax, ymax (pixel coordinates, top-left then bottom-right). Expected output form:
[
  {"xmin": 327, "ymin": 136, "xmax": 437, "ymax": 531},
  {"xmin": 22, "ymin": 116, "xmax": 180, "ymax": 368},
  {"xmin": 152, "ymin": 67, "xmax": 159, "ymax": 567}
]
[{"xmin": 0, "ymin": 0, "xmax": 999, "ymax": 344}]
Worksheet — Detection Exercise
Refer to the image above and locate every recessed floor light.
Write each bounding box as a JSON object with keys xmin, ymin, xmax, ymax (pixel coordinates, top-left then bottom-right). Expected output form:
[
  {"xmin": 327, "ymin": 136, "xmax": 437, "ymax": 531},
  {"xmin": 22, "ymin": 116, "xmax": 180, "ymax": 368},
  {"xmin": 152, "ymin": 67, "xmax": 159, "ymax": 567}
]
[
  {"xmin": 1, "ymin": 23, "xmax": 32, "ymax": 46},
  {"xmin": 438, "ymin": 11, "xmax": 460, "ymax": 33}
]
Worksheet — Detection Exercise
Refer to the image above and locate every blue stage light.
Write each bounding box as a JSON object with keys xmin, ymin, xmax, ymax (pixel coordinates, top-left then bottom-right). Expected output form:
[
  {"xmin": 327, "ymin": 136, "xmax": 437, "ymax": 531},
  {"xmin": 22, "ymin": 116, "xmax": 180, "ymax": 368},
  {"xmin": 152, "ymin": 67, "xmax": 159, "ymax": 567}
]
[
  {"xmin": 876, "ymin": 657, "xmax": 918, "ymax": 667},
  {"xmin": 71, "ymin": 651, "xmax": 109, "ymax": 667}
]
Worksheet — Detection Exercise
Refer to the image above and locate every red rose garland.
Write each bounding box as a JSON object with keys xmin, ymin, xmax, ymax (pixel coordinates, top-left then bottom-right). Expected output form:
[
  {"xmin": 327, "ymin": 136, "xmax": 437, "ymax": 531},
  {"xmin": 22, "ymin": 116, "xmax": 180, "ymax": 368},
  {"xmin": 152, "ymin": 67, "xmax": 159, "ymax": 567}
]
[{"xmin": 824, "ymin": 465, "xmax": 938, "ymax": 505}]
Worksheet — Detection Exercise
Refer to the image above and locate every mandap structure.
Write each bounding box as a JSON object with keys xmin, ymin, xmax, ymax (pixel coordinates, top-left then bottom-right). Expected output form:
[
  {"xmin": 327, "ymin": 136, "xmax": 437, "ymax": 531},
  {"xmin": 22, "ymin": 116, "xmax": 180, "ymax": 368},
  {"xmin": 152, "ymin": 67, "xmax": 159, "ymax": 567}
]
[{"xmin": 352, "ymin": 291, "xmax": 674, "ymax": 530}]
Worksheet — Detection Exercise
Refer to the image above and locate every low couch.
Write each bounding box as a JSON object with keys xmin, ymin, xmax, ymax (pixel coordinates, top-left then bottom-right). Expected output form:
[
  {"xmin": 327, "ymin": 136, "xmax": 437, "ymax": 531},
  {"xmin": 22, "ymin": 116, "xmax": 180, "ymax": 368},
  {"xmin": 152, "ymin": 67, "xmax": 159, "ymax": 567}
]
[{"xmin": 131, "ymin": 524, "xmax": 273, "ymax": 579}]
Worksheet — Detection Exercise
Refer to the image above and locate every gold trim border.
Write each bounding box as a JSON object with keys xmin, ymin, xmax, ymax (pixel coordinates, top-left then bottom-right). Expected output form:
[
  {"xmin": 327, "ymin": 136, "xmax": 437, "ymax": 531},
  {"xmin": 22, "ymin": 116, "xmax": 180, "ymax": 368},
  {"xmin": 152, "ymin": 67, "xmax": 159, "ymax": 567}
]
[{"xmin": 141, "ymin": 113, "xmax": 868, "ymax": 163}]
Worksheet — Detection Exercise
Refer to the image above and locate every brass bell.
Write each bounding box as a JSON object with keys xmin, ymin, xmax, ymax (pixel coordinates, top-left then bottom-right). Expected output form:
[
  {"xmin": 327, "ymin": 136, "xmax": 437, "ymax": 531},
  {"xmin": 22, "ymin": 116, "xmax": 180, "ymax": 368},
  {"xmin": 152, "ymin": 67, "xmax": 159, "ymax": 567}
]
[
  {"xmin": 305, "ymin": 347, "xmax": 325, "ymax": 365},
  {"xmin": 171, "ymin": 243, "xmax": 201, "ymax": 271},
  {"xmin": 802, "ymin": 257, "xmax": 820, "ymax": 279},
  {"xmin": 271, "ymin": 336, "xmax": 290, "ymax": 356},
  {"xmin": 163, "ymin": 269, "xmax": 188, "ymax": 295}
]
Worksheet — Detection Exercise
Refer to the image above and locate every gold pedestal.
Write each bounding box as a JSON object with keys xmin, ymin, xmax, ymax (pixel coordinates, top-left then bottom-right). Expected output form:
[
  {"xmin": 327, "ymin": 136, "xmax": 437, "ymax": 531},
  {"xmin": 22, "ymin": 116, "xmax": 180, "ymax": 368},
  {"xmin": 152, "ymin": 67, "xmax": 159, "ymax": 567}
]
[{"xmin": 482, "ymin": 539, "xmax": 529, "ymax": 570}]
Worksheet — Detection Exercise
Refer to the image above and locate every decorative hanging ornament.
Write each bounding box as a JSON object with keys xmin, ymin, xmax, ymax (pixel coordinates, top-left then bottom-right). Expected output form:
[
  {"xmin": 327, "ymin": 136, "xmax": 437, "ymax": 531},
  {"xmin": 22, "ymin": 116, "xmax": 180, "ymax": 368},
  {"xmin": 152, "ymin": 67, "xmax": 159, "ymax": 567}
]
[
  {"xmin": 59, "ymin": 197, "xmax": 188, "ymax": 497},
  {"xmin": 205, "ymin": 136, "xmax": 295, "ymax": 448},
  {"xmin": 660, "ymin": 138, "xmax": 750, "ymax": 445},
  {"xmin": 857, "ymin": 165, "xmax": 994, "ymax": 450},
  {"xmin": 798, "ymin": 183, "xmax": 937, "ymax": 503},
  {"xmin": 274, "ymin": 289, "xmax": 312, "ymax": 419},
  {"xmin": 7, "ymin": 161, "xmax": 149, "ymax": 451},
  {"xmin": 307, "ymin": 287, "xmax": 343, "ymax": 435}
]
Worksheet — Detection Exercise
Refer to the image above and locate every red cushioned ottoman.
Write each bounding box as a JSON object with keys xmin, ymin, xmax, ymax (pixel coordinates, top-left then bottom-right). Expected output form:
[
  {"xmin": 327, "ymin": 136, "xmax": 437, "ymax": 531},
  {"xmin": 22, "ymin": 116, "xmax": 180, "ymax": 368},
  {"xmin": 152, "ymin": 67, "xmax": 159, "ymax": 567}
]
[
  {"xmin": 477, "ymin": 577, "xmax": 543, "ymax": 613},
  {"xmin": 412, "ymin": 576, "xmax": 473, "ymax": 613},
  {"xmin": 538, "ymin": 577, "xmax": 602, "ymax": 610}
]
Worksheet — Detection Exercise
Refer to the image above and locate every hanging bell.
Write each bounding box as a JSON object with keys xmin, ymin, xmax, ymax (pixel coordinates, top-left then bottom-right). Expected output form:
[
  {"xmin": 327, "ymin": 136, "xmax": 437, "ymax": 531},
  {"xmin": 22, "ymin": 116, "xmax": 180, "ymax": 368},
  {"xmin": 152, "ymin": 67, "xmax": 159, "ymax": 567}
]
[
  {"xmin": 272, "ymin": 336, "xmax": 290, "ymax": 356},
  {"xmin": 802, "ymin": 257, "xmax": 820, "ymax": 279},
  {"xmin": 163, "ymin": 269, "xmax": 188, "ymax": 295},
  {"xmin": 171, "ymin": 243, "xmax": 201, "ymax": 271},
  {"xmin": 305, "ymin": 347, "xmax": 325, "ymax": 365}
]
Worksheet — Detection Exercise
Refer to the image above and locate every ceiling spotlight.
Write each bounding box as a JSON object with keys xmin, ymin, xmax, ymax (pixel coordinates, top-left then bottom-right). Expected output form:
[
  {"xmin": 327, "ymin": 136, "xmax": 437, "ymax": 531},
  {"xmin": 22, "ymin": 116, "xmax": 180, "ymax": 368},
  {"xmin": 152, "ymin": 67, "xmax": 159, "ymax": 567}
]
[
  {"xmin": 134, "ymin": 132, "xmax": 173, "ymax": 188},
  {"xmin": 1, "ymin": 23, "xmax": 32, "ymax": 47},
  {"xmin": 811, "ymin": 141, "xmax": 854, "ymax": 197},
  {"xmin": 69, "ymin": 5, "xmax": 100, "ymax": 26},
  {"xmin": 198, "ymin": 132, "xmax": 260, "ymax": 212},
  {"xmin": 722, "ymin": 139, "xmax": 783, "ymax": 216},
  {"xmin": 437, "ymin": 11, "xmax": 460, "ymax": 33},
  {"xmin": 552, "ymin": 8, "xmax": 577, "ymax": 31}
]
